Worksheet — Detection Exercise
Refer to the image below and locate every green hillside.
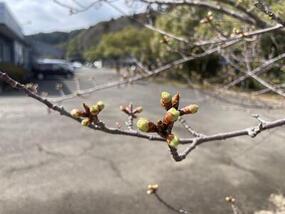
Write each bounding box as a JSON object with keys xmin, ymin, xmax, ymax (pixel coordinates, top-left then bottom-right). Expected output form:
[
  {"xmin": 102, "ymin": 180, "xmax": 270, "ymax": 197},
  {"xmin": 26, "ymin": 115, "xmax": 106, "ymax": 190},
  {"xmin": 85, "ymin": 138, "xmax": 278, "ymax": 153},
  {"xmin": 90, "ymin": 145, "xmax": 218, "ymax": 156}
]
[{"xmin": 27, "ymin": 14, "xmax": 147, "ymax": 61}]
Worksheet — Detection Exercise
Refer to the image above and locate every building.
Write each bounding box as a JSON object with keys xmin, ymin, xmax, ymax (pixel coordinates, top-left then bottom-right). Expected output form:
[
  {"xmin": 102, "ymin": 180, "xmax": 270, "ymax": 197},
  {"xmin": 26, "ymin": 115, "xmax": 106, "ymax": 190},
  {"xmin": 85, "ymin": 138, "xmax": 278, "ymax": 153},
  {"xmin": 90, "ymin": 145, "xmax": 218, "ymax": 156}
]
[{"xmin": 0, "ymin": 2, "xmax": 30, "ymax": 68}]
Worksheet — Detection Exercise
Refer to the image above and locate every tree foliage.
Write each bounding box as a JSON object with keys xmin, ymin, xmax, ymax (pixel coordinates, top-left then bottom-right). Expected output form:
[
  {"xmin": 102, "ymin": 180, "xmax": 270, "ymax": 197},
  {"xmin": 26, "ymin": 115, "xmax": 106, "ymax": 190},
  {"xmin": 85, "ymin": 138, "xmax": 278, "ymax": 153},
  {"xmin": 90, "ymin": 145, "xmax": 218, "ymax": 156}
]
[{"xmin": 84, "ymin": 27, "xmax": 153, "ymax": 64}]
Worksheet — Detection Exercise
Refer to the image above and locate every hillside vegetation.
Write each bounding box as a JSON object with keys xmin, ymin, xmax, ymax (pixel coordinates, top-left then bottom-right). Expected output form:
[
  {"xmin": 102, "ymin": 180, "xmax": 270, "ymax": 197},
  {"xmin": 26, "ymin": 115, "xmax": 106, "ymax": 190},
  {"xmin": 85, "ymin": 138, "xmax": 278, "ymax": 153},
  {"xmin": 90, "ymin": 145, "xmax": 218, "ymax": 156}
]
[
  {"xmin": 27, "ymin": 2, "xmax": 285, "ymax": 90},
  {"xmin": 27, "ymin": 14, "xmax": 147, "ymax": 61}
]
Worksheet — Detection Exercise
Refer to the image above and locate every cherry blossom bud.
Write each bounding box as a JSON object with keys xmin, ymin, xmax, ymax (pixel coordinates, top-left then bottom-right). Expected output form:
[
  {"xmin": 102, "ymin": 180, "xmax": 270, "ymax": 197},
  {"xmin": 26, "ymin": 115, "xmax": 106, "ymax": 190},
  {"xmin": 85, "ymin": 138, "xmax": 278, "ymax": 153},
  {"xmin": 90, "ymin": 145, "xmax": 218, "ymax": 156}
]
[
  {"xmin": 180, "ymin": 104, "xmax": 199, "ymax": 115},
  {"xmin": 81, "ymin": 118, "xmax": 90, "ymax": 127},
  {"xmin": 161, "ymin": 91, "xmax": 172, "ymax": 102},
  {"xmin": 70, "ymin": 109, "xmax": 82, "ymax": 118},
  {"xmin": 136, "ymin": 118, "xmax": 157, "ymax": 132},
  {"xmin": 163, "ymin": 107, "xmax": 180, "ymax": 124},
  {"xmin": 172, "ymin": 93, "xmax": 180, "ymax": 109},
  {"xmin": 167, "ymin": 134, "xmax": 180, "ymax": 148},
  {"xmin": 137, "ymin": 118, "xmax": 150, "ymax": 132},
  {"xmin": 160, "ymin": 91, "xmax": 172, "ymax": 109},
  {"xmin": 97, "ymin": 101, "xmax": 105, "ymax": 111},
  {"xmin": 90, "ymin": 105, "xmax": 100, "ymax": 115},
  {"xmin": 225, "ymin": 196, "xmax": 236, "ymax": 204}
]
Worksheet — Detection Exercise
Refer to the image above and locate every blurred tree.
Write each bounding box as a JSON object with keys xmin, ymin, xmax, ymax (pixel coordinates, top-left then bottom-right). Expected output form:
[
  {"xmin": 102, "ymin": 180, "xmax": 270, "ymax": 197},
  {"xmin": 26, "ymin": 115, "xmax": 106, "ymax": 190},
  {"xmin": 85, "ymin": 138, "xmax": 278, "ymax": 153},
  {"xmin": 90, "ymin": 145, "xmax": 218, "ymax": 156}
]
[
  {"xmin": 66, "ymin": 37, "xmax": 83, "ymax": 61},
  {"xmin": 84, "ymin": 27, "xmax": 154, "ymax": 70}
]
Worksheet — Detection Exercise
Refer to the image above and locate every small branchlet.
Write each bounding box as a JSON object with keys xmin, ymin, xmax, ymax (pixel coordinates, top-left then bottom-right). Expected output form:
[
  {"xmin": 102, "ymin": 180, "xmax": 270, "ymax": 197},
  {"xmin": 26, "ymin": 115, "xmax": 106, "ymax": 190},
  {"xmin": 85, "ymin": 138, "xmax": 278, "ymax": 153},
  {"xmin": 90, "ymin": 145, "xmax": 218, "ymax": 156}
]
[
  {"xmin": 225, "ymin": 196, "xmax": 242, "ymax": 214},
  {"xmin": 70, "ymin": 101, "xmax": 105, "ymax": 126},
  {"xmin": 120, "ymin": 103, "xmax": 143, "ymax": 129},
  {"xmin": 255, "ymin": 0, "xmax": 285, "ymax": 25},
  {"xmin": 137, "ymin": 91, "xmax": 199, "ymax": 157}
]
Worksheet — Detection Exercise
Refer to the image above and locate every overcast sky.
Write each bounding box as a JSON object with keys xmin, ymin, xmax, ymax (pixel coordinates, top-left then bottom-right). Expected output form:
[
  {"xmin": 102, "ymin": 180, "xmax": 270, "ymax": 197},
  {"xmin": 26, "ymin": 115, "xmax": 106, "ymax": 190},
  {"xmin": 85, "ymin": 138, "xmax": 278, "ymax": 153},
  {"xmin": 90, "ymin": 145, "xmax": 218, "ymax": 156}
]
[{"xmin": 2, "ymin": 0, "xmax": 145, "ymax": 35}]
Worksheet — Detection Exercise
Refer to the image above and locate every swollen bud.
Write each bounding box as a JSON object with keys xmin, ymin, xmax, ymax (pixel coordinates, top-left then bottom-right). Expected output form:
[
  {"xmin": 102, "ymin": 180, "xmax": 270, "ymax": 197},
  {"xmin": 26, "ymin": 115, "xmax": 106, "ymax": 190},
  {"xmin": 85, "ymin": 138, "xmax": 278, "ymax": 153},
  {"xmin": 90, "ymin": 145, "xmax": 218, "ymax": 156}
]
[
  {"xmin": 163, "ymin": 107, "xmax": 180, "ymax": 124},
  {"xmin": 81, "ymin": 118, "xmax": 90, "ymax": 127},
  {"xmin": 172, "ymin": 93, "xmax": 180, "ymax": 109},
  {"xmin": 161, "ymin": 91, "xmax": 172, "ymax": 102},
  {"xmin": 137, "ymin": 118, "xmax": 150, "ymax": 132},
  {"xmin": 90, "ymin": 105, "xmax": 100, "ymax": 115},
  {"xmin": 160, "ymin": 91, "xmax": 172, "ymax": 109},
  {"xmin": 180, "ymin": 104, "xmax": 199, "ymax": 115},
  {"xmin": 90, "ymin": 101, "xmax": 105, "ymax": 115},
  {"xmin": 70, "ymin": 109, "xmax": 82, "ymax": 118},
  {"xmin": 167, "ymin": 135, "xmax": 180, "ymax": 148},
  {"xmin": 96, "ymin": 101, "xmax": 105, "ymax": 111},
  {"xmin": 136, "ymin": 118, "xmax": 157, "ymax": 132}
]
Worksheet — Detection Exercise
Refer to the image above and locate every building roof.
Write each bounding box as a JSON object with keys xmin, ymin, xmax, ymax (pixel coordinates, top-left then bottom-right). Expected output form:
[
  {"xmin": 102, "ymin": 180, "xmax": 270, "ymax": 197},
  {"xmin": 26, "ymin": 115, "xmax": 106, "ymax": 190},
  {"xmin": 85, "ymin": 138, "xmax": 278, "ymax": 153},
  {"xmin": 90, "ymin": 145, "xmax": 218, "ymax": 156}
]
[{"xmin": 0, "ymin": 2, "xmax": 24, "ymax": 40}]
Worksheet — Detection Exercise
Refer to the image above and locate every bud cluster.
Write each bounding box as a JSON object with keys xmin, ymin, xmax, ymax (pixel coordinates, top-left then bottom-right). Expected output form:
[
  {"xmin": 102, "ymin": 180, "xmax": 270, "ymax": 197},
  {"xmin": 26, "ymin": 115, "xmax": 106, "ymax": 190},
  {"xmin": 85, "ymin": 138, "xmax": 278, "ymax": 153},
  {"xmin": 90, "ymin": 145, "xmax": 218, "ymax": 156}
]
[
  {"xmin": 70, "ymin": 101, "xmax": 105, "ymax": 127},
  {"xmin": 136, "ymin": 91, "xmax": 199, "ymax": 150},
  {"xmin": 120, "ymin": 103, "xmax": 143, "ymax": 118},
  {"xmin": 147, "ymin": 184, "xmax": 159, "ymax": 195},
  {"xmin": 225, "ymin": 196, "xmax": 236, "ymax": 204}
]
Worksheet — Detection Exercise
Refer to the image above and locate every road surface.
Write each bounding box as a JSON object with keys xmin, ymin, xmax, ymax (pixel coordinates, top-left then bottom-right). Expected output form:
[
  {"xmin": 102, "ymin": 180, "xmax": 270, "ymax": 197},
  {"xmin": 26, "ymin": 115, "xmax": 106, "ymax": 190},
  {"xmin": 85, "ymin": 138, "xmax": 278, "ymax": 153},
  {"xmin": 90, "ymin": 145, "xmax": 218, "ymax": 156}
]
[{"xmin": 0, "ymin": 68, "xmax": 284, "ymax": 214}]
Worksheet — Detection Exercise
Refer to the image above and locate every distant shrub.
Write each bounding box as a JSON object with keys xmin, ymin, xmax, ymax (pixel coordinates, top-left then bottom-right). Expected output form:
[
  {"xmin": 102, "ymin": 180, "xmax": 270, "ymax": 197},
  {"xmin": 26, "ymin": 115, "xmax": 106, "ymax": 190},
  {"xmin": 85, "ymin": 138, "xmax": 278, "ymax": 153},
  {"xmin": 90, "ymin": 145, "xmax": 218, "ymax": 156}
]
[
  {"xmin": 0, "ymin": 63, "xmax": 31, "ymax": 82},
  {"xmin": 0, "ymin": 63, "xmax": 32, "ymax": 91}
]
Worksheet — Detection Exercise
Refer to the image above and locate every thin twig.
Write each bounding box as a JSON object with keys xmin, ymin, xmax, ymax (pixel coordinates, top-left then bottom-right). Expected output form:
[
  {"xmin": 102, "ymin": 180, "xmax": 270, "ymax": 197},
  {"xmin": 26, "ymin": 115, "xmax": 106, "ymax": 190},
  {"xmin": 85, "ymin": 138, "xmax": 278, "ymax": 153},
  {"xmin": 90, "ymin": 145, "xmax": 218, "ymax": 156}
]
[
  {"xmin": 178, "ymin": 117, "xmax": 203, "ymax": 138},
  {"xmin": 51, "ymin": 39, "xmax": 241, "ymax": 103},
  {"xmin": 224, "ymin": 52, "xmax": 285, "ymax": 89}
]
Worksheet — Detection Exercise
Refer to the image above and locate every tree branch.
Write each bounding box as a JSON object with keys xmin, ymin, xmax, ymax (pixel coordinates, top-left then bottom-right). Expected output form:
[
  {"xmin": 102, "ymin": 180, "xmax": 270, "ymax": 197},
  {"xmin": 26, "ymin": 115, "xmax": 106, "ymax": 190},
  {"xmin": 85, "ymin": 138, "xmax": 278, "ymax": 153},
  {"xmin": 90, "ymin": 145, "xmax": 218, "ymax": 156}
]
[
  {"xmin": 218, "ymin": 0, "xmax": 267, "ymax": 28},
  {"xmin": 52, "ymin": 39, "xmax": 241, "ymax": 103},
  {"xmin": 142, "ymin": 0, "xmax": 257, "ymax": 25},
  {"xmin": 1, "ymin": 71, "xmax": 285, "ymax": 162},
  {"xmin": 224, "ymin": 52, "xmax": 285, "ymax": 89}
]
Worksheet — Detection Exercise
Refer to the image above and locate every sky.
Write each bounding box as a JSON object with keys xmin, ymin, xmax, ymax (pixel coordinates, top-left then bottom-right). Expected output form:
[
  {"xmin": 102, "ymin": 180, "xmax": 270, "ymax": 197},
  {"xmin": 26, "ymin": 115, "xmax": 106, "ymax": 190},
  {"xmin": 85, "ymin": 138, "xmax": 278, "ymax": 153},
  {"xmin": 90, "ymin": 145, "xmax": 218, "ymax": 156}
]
[{"xmin": 2, "ymin": 0, "xmax": 146, "ymax": 35}]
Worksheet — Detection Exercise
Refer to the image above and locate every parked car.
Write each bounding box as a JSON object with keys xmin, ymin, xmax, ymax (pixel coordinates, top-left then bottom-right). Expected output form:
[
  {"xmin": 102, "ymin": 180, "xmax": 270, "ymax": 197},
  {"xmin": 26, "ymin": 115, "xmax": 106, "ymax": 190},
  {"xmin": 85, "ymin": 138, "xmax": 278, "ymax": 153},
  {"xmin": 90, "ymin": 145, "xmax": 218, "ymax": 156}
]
[
  {"xmin": 32, "ymin": 59, "xmax": 75, "ymax": 80},
  {"xmin": 72, "ymin": 61, "xmax": 83, "ymax": 69}
]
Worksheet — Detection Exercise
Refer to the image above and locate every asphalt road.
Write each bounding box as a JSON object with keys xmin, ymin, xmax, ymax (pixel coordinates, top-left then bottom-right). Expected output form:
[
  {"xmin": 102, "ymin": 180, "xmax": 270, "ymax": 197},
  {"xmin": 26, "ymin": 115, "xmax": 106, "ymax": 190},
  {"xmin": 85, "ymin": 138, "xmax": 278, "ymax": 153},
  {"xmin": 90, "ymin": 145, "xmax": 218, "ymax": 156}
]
[{"xmin": 0, "ymin": 68, "xmax": 284, "ymax": 214}]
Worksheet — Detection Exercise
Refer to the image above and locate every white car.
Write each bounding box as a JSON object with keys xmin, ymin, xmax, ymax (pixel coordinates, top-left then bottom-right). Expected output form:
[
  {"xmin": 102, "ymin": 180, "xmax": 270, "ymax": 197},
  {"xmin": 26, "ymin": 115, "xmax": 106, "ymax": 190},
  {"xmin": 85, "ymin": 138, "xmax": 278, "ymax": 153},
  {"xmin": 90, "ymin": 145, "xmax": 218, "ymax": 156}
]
[{"xmin": 72, "ymin": 62, "xmax": 83, "ymax": 69}]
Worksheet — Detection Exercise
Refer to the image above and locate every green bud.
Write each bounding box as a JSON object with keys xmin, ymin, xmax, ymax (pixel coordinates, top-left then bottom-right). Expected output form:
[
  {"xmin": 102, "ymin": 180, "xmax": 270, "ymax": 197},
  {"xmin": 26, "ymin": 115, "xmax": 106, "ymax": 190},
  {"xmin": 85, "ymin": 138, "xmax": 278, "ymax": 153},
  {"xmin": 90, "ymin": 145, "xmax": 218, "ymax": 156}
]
[
  {"xmin": 90, "ymin": 105, "xmax": 100, "ymax": 115},
  {"xmin": 81, "ymin": 118, "xmax": 90, "ymax": 127},
  {"xmin": 168, "ymin": 107, "xmax": 180, "ymax": 122},
  {"xmin": 161, "ymin": 91, "xmax": 172, "ymax": 102},
  {"xmin": 169, "ymin": 135, "xmax": 180, "ymax": 148},
  {"xmin": 96, "ymin": 101, "xmax": 105, "ymax": 111},
  {"xmin": 189, "ymin": 104, "xmax": 199, "ymax": 113},
  {"xmin": 70, "ymin": 109, "xmax": 81, "ymax": 118},
  {"xmin": 137, "ymin": 118, "xmax": 149, "ymax": 132}
]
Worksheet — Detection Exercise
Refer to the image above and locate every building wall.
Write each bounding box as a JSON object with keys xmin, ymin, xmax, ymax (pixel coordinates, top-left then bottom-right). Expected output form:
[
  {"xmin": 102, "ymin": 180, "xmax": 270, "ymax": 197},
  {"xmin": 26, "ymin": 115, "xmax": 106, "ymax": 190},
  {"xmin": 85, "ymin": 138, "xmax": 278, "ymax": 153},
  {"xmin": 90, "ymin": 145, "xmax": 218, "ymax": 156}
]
[
  {"xmin": 14, "ymin": 40, "xmax": 24, "ymax": 64},
  {"xmin": 0, "ymin": 3, "xmax": 31, "ymax": 69},
  {"xmin": 0, "ymin": 3, "xmax": 24, "ymax": 39},
  {"xmin": 0, "ymin": 34, "xmax": 13, "ymax": 63}
]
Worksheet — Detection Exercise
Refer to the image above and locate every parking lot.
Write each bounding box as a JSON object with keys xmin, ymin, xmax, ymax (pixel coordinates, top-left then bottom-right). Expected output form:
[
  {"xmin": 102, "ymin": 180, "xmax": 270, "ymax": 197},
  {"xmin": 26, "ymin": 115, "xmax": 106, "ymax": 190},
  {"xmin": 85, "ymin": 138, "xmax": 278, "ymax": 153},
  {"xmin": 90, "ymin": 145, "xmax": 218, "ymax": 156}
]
[{"xmin": 0, "ymin": 68, "xmax": 284, "ymax": 213}]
